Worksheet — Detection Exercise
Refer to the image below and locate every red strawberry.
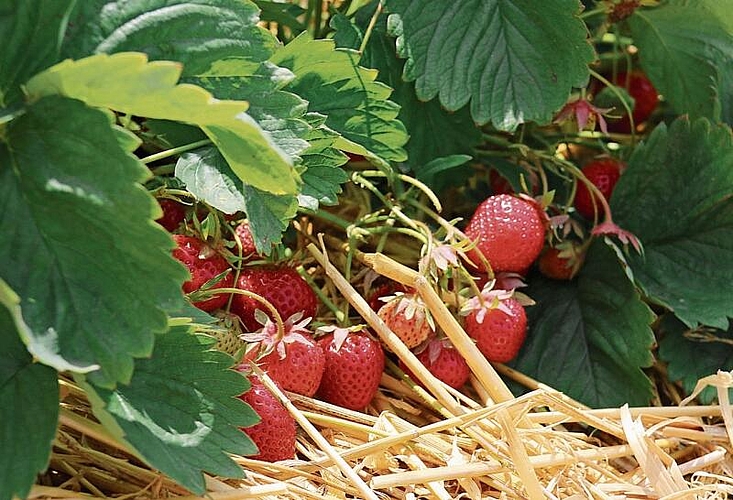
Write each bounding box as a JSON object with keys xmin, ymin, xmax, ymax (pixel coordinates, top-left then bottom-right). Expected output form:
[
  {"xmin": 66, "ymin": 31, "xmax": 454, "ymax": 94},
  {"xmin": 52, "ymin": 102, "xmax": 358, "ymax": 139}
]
[
  {"xmin": 246, "ymin": 315, "xmax": 325, "ymax": 397},
  {"xmin": 464, "ymin": 297, "xmax": 527, "ymax": 363},
  {"xmin": 464, "ymin": 194, "xmax": 546, "ymax": 274},
  {"xmin": 232, "ymin": 266, "xmax": 318, "ymax": 332},
  {"xmin": 608, "ymin": 71, "xmax": 659, "ymax": 133},
  {"xmin": 172, "ymin": 235, "xmax": 233, "ymax": 311},
  {"xmin": 156, "ymin": 198, "xmax": 187, "ymax": 232},
  {"xmin": 234, "ymin": 221, "xmax": 259, "ymax": 260},
  {"xmin": 377, "ymin": 294, "xmax": 434, "ymax": 349},
  {"xmin": 489, "ymin": 170, "xmax": 513, "ymax": 195},
  {"xmin": 538, "ymin": 247, "xmax": 576, "ymax": 280},
  {"xmin": 575, "ymin": 159, "xmax": 623, "ymax": 220},
  {"xmin": 317, "ymin": 328, "xmax": 385, "ymax": 410},
  {"xmin": 400, "ymin": 339, "xmax": 470, "ymax": 389},
  {"xmin": 238, "ymin": 374, "xmax": 297, "ymax": 462}
]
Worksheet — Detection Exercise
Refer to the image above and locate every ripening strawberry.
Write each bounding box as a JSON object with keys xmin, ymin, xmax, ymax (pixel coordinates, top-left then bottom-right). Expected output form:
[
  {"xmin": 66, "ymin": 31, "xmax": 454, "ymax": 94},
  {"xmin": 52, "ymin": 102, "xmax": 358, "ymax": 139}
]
[
  {"xmin": 574, "ymin": 159, "xmax": 623, "ymax": 220},
  {"xmin": 464, "ymin": 297, "xmax": 527, "ymax": 363},
  {"xmin": 238, "ymin": 374, "xmax": 297, "ymax": 462},
  {"xmin": 172, "ymin": 235, "xmax": 233, "ymax": 311},
  {"xmin": 377, "ymin": 294, "xmax": 434, "ymax": 349},
  {"xmin": 232, "ymin": 266, "xmax": 319, "ymax": 332},
  {"xmin": 156, "ymin": 198, "xmax": 187, "ymax": 232},
  {"xmin": 247, "ymin": 314, "xmax": 326, "ymax": 397},
  {"xmin": 367, "ymin": 282, "xmax": 411, "ymax": 311},
  {"xmin": 608, "ymin": 71, "xmax": 659, "ymax": 133},
  {"xmin": 234, "ymin": 221, "xmax": 259, "ymax": 260},
  {"xmin": 464, "ymin": 194, "xmax": 546, "ymax": 274},
  {"xmin": 317, "ymin": 328, "xmax": 385, "ymax": 410},
  {"xmin": 400, "ymin": 339, "xmax": 470, "ymax": 389}
]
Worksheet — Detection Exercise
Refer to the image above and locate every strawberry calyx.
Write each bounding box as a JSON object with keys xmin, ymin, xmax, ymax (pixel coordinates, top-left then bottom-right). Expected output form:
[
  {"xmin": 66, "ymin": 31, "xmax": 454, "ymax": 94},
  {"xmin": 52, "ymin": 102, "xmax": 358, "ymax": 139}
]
[
  {"xmin": 554, "ymin": 96, "xmax": 613, "ymax": 135},
  {"xmin": 241, "ymin": 312, "xmax": 312, "ymax": 360}
]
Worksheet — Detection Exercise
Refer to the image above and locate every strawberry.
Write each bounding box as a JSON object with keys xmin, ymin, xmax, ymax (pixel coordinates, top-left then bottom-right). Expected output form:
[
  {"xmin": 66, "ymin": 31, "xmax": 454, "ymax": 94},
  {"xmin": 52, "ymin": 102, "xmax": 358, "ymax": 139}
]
[
  {"xmin": 156, "ymin": 198, "xmax": 187, "ymax": 232},
  {"xmin": 238, "ymin": 374, "xmax": 297, "ymax": 462},
  {"xmin": 232, "ymin": 266, "xmax": 318, "ymax": 332},
  {"xmin": 317, "ymin": 327, "xmax": 385, "ymax": 410},
  {"xmin": 233, "ymin": 221, "xmax": 259, "ymax": 260},
  {"xmin": 464, "ymin": 296, "xmax": 527, "ymax": 363},
  {"xmin": 574, "ymin": 159, "xmax": 623, "ymax": 220},
  {"xmin": 464, "ymin": 194, "xmax": 546, "ymax": 274},
  {"xmin": 245, "ymin": 314, "xmax": 325, "ymax": 397},
  {"xmin": 489, "ymin": 170, "xmax": 513, "ymax": 195},
  {"xmin": 377, "ymin": 294, "xmax": 434, "ymax": 349},
  {"xmin": 538, "ymin": 247, "xmax": 576, "ymax": 280},
  {"xmin": 367, "ymin": 282, "xmax": 410, "ymax": 311},
  {"xmin": 607, "ymin": 71, "xmax": 659, "ymax": 133},
  {"xmin": 172, "ymin": 235, "xmax": 233, "ymax": 311},
  {"xmin": 400, "ymin": 338, "xmax": 470, "ymax": 389}
]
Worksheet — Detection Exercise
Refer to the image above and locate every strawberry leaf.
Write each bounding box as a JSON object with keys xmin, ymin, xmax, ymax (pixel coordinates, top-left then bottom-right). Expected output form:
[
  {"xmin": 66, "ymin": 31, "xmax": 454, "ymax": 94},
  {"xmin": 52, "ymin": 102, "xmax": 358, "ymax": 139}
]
[
  {"xmin": 658, "ymin": 314, "xmax": 733, "ymax": 405},
  {"xmin": 511, "ymin": 241, "xmax": 655, "ymax": 407},
  {"xmin": 385, "ymin": 0, "xmax": 595, "ymax": 131},
  {"xmin": 270, "ymin": 33, "xmax": 409, "ymax": 164},
  {"xmin": 0, "ymin": 280, "xmax": 59, "ymax": 500},
  {"xmin": 82, "ymin": 326, "xmax": 258, "ymax": 495},
  {"xmin": 62, "ymin": 0, "xmax": 276, "ymax": 77},
  {"xmin": 0, "ymin": 96, "xmax": 188, "ymax": 386},
  {"xmin": 0, "ymin": 0, "xmax": 73, "ymax": 107},
  {"xmin": 629, "ymin": 1, "xmax": 733, "ymax": 124},
  {"xmin": 25, "ymin": 52, "xmax": 297, "ymax": 197},
  {"xmin": 611, "ymin": 118, "xmax": 733, "ymax": 329}
]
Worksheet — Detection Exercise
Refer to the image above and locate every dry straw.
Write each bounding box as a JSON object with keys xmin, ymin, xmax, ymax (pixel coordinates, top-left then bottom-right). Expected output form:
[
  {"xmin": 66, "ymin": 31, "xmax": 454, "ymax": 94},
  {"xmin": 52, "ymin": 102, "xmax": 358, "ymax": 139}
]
[{"xmin": 41, "ymin": 249, "xmax": 733, "ymax": 499}]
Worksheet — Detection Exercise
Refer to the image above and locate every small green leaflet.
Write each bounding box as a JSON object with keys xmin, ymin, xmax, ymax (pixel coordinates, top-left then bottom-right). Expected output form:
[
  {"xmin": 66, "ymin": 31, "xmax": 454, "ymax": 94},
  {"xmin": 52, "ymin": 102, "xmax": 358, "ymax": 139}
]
[
  {"xmin": 271, "ymin": 33, "xmax": 409, "ymax": 164},
  {"xmin": 385, "ymin": 0, "xmax": 595, "ymax": 131},
  {"xmin": 0, "ymin": 0, "xmax": 74, "ymax": 107},
  {"xmin": 611, "ymin": 118, "xmax": 733, "ymax": 330},
  {"xmin": 175, "ymin": 147, "xmax": 298, "ymax": 253},
  {"xmin": 658, "ymin": 315, "xmax": 733, "ymax": 405},
  {"xmin": 629, "ymin": 0, "xmax": 733, "ymax": 124},
  {"xmin": 511, "ymin": 241, "xmax": 655, "ymax": 408},
  {"xmin": 82, "ymin": 327, "xmax": 259, "ymax": 495},
  {"xmin": 253, "ymin": 0, "xmax": 306, "ymax": 31},
  {"xmin": 24, "ymin": 52, "xmax": 298, "ymax": 197},
  {"xmin": 0, "ymin": 279, "xmax": 59, "ymax": 500},
  {"xmin": 0, "ymin": 96, "xmax": 188, "ymax": 387},
  {"xmin": 62, "ymin": 0, "xmax": 276, "ymax": 77}
]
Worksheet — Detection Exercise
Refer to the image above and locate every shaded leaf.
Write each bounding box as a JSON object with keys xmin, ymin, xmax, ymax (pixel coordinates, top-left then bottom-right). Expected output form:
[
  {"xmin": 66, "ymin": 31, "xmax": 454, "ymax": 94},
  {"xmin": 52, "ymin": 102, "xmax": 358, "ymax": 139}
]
[
  {"xmin": 511, "ymin": 241, "xmax": 655, "ymax": 407},
  {"xmin": 0, "ymin": 280, "xmax": 59, "ymax": 500},
  {"xmin": 629, "ymin": 1, "xmax": 733, "ymax": 124},
  {"xmin": 25, "ymin": 52, "xmax": 298, "ymax": 196},
  {"xmin": 0, "ymin": 0, "xmax": 74, "ymax": 106},
  {"xmin": 385, "ymin": 0, "xmax": 595, "ymax": 130},
  {"xmin": 612, "ymin": 118, "xmax": 733, "ymax": 329},
  {"xmin": 253, "ymin": 0, "xmax": 306, "ymax": 31},
  {"xmin": 0, "ymin": 96, "xmax": 187, "ymax": 387},
  {"xmin": 63, "ymin": 0, "xmax": 276, "ymax": 77},
  {"xmin": 83, "ymin": 326, "xmax": 258, "ymax": 495}
]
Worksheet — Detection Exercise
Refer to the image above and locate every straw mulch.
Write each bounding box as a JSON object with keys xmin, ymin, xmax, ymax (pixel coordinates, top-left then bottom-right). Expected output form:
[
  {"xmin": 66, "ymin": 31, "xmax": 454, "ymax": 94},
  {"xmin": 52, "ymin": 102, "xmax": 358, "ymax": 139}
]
[{"xmin": 34, "ymin": 244, "xmax": 733, "ymax": 500}]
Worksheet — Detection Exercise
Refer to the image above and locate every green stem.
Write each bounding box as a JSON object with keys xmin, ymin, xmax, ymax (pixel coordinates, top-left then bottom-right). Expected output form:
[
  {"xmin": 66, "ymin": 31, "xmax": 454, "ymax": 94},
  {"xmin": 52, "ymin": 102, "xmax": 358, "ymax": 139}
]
[
  {"xmin": 359, "ymin": 0, "xmax": 383, "ymax": 54},
  {"xmin": 579, "ymin": 5, "xmax": 607, "ymax": 19},
  {"xmin": 140, "ymin": 139, "xmax": 212, "ymax": 164},
  {"xmin": 299, "ymin": 207, "xmax": 353, "ymax": 230},
  {"xmin": 588, "ymin": 68, "xmax": 636, "ymax": 145}
]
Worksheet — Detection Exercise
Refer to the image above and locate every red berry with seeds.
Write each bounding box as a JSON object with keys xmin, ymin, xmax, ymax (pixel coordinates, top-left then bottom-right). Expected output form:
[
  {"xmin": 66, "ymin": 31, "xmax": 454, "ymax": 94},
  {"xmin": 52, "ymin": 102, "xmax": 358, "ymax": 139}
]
[
  {"xmin": 400, "ymin": 339, "xmax": 470, "ymax": 389},
  {"xmin": 377, "ymin": 294, "xmax": 434, "ymax": 349},
  {"xmin": 464, "ymin": 194, "xmax": 546, "ymax": 274},
  {"xmin": 232, "ymin": 267, "xmax": 318, "ymax": 332},
  {"xmin": 317, "ymin": 329, "xmax": 385, "ymax": 410},
  {"xmin": 156, "ymin": 198, "xmax": 187, "ymax": 232},
  {"xmin": 238, "ymin": 375, "xmax": 297, "ymax": 462},
  {"xmin": 171, "ymin": 235, "xmax": 233, "ymax": 311},
  {"xmin": 575, "ymin": 159, "xmax": 623, "ymax": 220},
  {"xmin": 464, "ymin": 297, "xmax": 527, "ymax": 363},
  {"xmin": 234, "ymin": 221, "xmax": 259, "ymax": 260}
]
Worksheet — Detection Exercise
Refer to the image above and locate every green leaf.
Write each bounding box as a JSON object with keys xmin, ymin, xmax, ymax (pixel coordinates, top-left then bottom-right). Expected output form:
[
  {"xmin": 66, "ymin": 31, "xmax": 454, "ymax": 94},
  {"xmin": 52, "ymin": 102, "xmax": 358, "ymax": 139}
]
[
  {"xmin": 385, "ymin": 0, "xmax": 595, "ymax": 130},
  {"xmin": 332, "ymin": 11, "xmax": 481, "ymax": 181},
  {"xmin": 176, "ymin": 147, "xmax": 298, "ymax": 252},
  {"xmin": 253, "ymin": 0, "xmax": 306, "ymax": 31},
  {"xmin": 63, "ymin": 0, "xmax": 276, "ymax": 77},
  {"xmin": 25, "ymin": 52, "xmax": 298, "ymax": 196},
  {"xmin": 629, "ymin": 1, "xmax": 733, "ymax": 124},
  {"xmin": 611, "ymin": 118, "xmax": 733, "ymax": 329},
  {"xmin": 271, "ymin": 33, "xmax": 409, "ymax": 163},
  {"xmin": 0, "ymin": 96, "xmax": 187, "ymax": 387},
  {"xmin": 0, "ymin": 0, "xmax": 73, "ymax": 106},
  {"xmin": 0, "ymin": 279, "xmax": 59, "ymax": 500},
  {"xmin": 415, "ymin": 155, "xmax": 473, "ymax": 190},
  {"xmin": 299, "ymin": 121, "xmax": 350, "ymax": 209},
  {"xmin": 658, "ymin": 314, "xmax": 733, "ymax": 405},
  {"xmin": 83, "ymin": 326, "xmax": 258, "ymax": 495},
  {"xmin": 511, "ymin": 241, "xmax": 656, "ymax": 407}
]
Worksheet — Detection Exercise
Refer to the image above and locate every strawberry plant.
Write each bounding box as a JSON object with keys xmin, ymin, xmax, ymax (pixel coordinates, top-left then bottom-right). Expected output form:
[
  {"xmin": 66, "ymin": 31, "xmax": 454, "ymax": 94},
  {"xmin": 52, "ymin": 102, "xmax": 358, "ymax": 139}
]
[{"xmin": 2, "ymin": 0, "xmax": 733, "ymax": 498}]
